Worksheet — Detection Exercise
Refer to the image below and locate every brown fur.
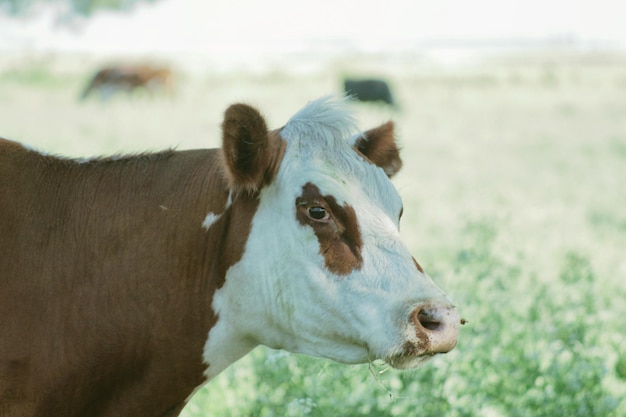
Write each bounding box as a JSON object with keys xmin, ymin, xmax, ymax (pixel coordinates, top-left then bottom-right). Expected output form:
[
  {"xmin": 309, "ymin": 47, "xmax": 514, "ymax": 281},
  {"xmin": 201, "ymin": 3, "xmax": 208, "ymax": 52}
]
[
  {"xmin": 354, "ymin": 121, "xmax": 402, "ymax": 178},
  {"xmin": 296, "ymin": 183, "xmax": 363, "ymax": 275},
  {"xmin": 413, "ymin": 257, "xmax": 425, "ymax": 273},
  {"xmin": 221, "ymin": 104, "xmax": 286, "ymax": 194},
  {"xmin": 0, "ymin": 102, "xmax": 278, "ymax": 416}
]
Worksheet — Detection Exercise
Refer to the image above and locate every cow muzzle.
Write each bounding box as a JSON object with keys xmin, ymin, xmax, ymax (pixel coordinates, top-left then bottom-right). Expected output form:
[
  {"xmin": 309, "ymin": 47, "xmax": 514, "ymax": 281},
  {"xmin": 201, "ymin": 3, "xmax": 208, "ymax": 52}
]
[
  {"xmin": 386, "ymin": 302, "xmax": 461, "ymax": 369},
  {"xmin": 412, "ymin": 304, "xmax": 461, "ymax": 355}
]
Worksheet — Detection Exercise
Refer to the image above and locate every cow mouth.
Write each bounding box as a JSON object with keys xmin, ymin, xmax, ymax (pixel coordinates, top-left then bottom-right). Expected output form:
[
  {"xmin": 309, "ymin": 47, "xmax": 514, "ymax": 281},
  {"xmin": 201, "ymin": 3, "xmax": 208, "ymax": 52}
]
[
  {"xmin": 383, "ymin": 336, "xmax": 453, "ymax": 370},
  {"xmin": 385, "ymin": 350, "xmax": 439, "ymax": 370}
]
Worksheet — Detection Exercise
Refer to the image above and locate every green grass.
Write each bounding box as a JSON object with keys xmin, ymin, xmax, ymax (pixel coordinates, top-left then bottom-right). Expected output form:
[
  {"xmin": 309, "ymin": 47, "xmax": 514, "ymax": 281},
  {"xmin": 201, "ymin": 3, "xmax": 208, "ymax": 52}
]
[
  {"xmin": 1, "ymin": 52, "xmax": 625, "ymax": 416},
  {"xmin": 0, "ymin": 59, "xmax": 75, "ymax": 88}
]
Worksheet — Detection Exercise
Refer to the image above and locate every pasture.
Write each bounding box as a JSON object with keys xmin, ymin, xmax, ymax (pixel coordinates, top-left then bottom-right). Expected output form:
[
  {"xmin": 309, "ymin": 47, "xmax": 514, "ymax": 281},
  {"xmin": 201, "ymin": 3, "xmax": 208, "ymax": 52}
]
[{"xmin": 1, "ymin": 51, "xmax": 625, "ymax": 416}]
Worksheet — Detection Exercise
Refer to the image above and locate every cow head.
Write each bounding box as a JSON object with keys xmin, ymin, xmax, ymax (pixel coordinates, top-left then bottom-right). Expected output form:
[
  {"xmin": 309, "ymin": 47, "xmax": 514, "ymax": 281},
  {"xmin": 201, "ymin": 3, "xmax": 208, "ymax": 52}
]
[{"xmin": 204, "ymin": 97, "xmax": 460, "ymax": 378}]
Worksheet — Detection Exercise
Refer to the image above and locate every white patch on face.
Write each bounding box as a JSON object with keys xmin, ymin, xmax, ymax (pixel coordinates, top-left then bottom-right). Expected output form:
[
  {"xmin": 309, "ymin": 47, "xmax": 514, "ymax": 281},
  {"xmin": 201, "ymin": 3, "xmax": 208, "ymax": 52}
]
[
  {"xmin": 204, "ymin": 152, "xmax": 446, "ymax": 369},
  {"xmin": 202, "ymin": 315, "xmax": 255, "ymax": 381},
  {"xmin": 201, "ymin": 212, "xmax": 221, "ymax": 230}
]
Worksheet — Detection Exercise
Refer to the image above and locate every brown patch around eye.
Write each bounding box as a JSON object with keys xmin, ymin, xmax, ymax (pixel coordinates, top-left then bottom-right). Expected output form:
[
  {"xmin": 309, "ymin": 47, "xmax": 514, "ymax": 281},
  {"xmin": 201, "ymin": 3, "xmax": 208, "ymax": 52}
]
[{"xmin": 296, "ymin": 183, "xmax": 363, "ymax": 275}]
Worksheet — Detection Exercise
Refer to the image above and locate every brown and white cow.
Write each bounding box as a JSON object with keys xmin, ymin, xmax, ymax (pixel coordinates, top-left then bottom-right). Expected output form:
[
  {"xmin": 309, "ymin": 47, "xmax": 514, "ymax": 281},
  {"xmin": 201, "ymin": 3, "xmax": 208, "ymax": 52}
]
[
  {"xmin": 80, "ymin": 64, "xmax": 175, "ymax": 101},
  {"xmin": 0, "ymin": 97, "xmax": 461, "ymax": 416}
]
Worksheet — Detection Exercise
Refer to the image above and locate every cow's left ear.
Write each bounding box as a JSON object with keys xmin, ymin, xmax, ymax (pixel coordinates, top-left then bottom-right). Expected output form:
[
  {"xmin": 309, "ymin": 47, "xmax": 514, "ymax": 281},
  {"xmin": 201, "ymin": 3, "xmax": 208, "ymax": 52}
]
[
  {"xmin": 221, "ymin": 103, "xmax": 284, "ymax": 193},
  {"xmin": 354, "ymin": 121, "xmax": 402, "ymax": 178}
]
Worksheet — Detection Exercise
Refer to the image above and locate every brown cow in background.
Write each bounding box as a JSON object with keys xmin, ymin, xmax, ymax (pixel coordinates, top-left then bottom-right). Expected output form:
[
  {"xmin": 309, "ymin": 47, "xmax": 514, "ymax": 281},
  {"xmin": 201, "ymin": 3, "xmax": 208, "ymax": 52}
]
[{"xmin": 80, "ymin": 64, "xmax": 175, "ymax": 101}]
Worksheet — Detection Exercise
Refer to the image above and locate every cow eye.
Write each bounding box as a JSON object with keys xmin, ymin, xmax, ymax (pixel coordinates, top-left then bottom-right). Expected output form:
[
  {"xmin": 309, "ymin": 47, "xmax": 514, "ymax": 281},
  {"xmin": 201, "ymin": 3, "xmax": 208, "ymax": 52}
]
[{"xmin": 308, "ymin": 206, "xmax": 329, "ymax": 221}]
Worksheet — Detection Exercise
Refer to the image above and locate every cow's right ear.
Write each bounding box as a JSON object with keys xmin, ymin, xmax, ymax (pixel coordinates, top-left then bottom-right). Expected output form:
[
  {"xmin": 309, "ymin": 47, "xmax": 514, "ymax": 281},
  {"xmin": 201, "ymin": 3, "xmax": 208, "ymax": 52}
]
[
  {"xmin": 221, "ymin": 103, "xmax": 283, "ymax": 194},
  {"xmin": 354, "ymin": 121, "xmax": 402, "ymax": 178}
]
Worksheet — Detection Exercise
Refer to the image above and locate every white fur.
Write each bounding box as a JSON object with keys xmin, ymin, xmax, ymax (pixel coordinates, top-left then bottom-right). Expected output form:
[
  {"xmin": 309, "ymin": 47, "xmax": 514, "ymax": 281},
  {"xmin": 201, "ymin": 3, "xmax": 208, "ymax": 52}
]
[
  {"xmin": 203, "ymin": 97, "xmax": 454, "ymax": 379},
  {"xmin": 201, "ymin": 212, "xmax": 220, "ymax": 230}
]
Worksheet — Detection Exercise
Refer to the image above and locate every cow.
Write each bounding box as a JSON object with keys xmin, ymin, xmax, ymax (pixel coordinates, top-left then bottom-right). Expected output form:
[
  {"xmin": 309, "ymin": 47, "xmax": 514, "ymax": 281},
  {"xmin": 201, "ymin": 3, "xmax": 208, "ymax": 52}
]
[
  {"xmin": 0, "ymin": 96, "xmax": 461, "ymax": 417},
  {"xmin": 343, "ymin": 78, "xmax": 396, "ymax": 106},
  {"xmin": 80, "ymin": 64, "xmax": 175, "ymax": 101}
]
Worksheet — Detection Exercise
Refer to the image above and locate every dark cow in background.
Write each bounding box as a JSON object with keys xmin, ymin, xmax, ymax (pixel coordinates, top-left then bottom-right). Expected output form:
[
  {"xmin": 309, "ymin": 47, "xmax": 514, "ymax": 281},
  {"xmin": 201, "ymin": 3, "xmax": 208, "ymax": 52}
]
[
  {"xmin": 344, "ymin": 78, "xmax": 396, "ymax": 107},
  {"xmin": 0, "ymin": 97, "xmax": 461, "ymax": 417},
  {"xmin": 80, "ymin": 64, "xmax": 175, "ymax": 101}
]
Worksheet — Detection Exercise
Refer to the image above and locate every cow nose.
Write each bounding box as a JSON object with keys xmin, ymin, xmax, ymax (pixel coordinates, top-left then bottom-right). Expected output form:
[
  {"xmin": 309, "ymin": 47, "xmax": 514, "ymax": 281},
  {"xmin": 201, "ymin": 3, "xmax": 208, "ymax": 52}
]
[{"xmin": 412, "ymin": 304, "xmax": 461, "ymax": 354}]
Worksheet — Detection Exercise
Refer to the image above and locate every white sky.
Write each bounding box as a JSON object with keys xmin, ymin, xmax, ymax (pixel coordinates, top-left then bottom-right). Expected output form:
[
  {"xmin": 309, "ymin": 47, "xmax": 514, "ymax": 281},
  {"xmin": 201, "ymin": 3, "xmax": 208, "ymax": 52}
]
[{"xmin": 1, "ymin": 0, "xmax": 625, "ymax": 65}]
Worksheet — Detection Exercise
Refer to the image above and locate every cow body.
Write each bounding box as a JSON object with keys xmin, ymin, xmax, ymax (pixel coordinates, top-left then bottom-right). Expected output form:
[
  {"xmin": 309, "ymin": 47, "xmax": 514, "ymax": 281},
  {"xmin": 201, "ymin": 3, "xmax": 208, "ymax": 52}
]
[
  {"xmin": 80, "ymin": 65, "xmax": 174, "ymax": 101},
  {"xmin": 343, "ymin": 78, "xmax": 395, "ymax": 106},
  {"xmin": 0, "ymin": 97, "xmax": 460, "ymax": 416},
  {"xmin": 0, "ymin": 147, "xmax": 225, "ymax": 415}
]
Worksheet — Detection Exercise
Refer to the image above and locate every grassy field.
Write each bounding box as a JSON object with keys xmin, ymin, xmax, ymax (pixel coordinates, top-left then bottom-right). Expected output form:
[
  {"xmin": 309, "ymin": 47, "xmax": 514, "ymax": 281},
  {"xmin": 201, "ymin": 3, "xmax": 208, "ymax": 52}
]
[{"xmin": 1, "ymin": 51, "xmax": 625, "ymax": 416}]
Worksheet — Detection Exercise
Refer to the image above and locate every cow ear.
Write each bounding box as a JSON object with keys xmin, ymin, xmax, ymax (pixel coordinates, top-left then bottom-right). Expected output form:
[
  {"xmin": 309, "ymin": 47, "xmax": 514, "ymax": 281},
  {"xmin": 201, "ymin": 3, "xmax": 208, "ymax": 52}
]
[
  {"xmin": 221, "ymin": 103, "xmax": 283, "ymax": 193},
  {"xmin": 354, "ymin": 121, "xmax": 402, "ymax": 178}
]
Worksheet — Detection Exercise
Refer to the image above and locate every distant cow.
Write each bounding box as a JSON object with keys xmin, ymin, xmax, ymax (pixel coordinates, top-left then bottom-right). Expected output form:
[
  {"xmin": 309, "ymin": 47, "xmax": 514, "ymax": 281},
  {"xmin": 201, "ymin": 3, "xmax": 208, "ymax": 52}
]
[
  {"xmin": 344, "ymin": 78, "xmax": 395, "ymax": 106},
  {"xmin": 0, "ymin": 97, "xmax": 460, "ymax": 416},
  {"xmin": 80, "ymin": 64, "xmax": 175, "ymax": 101}
]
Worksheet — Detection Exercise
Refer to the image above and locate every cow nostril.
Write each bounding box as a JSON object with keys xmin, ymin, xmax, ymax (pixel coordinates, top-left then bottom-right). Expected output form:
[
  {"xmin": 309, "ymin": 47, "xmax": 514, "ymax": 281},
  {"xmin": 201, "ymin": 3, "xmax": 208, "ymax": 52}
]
[
  {"xmin": 410, "ymin": 304, "xmax": 461, "ymax": 355},
  {"xmin": 416, "ymin": 309, "xmax": 442, "ymax": 331}
]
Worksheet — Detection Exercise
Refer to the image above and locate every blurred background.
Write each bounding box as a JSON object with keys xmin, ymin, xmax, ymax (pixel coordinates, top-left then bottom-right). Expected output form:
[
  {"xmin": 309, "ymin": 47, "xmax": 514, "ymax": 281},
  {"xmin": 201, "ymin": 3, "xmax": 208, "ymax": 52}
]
[{"xmin": 1, "ymin": 1, "xmax": 625, "ymax": 416}]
